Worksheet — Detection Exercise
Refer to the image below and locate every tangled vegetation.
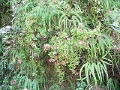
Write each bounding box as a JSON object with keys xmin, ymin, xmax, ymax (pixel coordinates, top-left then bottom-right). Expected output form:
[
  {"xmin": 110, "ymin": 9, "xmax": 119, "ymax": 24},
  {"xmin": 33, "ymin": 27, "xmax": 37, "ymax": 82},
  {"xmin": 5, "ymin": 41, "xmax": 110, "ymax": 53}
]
[
  {"xmin": 0, "ymin": 0, "xmax": 120, "ymax": 90},
  {"xmin": 0, "ymin": 0, "xmax": 12, "ymax": 28}
]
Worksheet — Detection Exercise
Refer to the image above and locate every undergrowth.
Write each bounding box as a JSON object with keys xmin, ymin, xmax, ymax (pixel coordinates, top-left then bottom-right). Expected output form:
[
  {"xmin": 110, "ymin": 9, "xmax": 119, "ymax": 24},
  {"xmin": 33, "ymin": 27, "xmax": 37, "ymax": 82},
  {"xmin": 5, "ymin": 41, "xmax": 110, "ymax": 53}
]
[{"xmin": 0, "ymin": 0, "xmax": 120, "ymax": 90}]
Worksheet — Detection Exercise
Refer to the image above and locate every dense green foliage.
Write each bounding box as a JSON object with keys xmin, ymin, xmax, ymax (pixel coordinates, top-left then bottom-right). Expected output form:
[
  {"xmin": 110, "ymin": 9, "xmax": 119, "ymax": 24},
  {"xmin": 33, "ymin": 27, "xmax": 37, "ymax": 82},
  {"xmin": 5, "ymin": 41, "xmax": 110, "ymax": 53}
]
[
  {"xmin": 0, "ymin": 0, "xmax": 12, "ymax": 28},
  {"xmin": 0, "ymin": 0, "xmax": 120, "ymax": 90}
]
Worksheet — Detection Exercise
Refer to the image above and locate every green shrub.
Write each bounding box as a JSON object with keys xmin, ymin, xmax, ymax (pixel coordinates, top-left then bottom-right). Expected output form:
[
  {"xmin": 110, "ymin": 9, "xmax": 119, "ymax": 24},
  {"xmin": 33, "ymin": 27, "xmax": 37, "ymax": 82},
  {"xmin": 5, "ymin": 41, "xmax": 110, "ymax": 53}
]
[{"xmin": 0, "ymin": 0, "xmax": 120, "ymax": 90}]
